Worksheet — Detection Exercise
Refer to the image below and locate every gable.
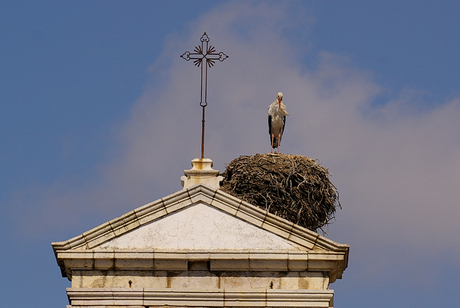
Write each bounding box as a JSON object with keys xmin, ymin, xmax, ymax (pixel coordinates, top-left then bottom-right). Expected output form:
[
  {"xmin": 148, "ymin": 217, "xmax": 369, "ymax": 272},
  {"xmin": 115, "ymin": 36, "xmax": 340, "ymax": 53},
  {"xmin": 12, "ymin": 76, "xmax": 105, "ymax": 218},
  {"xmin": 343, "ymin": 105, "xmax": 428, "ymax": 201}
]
[
  {"xmin": 99, "ymin": 202, "xmax": 303, "ymax": 251},
  {"xmin": 53, "ymin": 184, "xmax": 348, "ymax": 254},
  {"xmin": 52, "ymin": 184, "xmax": 349, "ymax": 282}
]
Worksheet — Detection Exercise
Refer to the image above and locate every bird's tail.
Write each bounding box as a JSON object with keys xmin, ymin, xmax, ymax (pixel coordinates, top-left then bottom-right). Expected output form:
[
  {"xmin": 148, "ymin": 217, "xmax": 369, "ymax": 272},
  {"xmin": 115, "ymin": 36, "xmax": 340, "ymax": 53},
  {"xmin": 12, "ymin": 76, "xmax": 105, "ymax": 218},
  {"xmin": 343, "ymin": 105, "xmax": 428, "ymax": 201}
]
[{"xmin": 271, "ymin": 136, "xmax": 280, "ymax": 148}]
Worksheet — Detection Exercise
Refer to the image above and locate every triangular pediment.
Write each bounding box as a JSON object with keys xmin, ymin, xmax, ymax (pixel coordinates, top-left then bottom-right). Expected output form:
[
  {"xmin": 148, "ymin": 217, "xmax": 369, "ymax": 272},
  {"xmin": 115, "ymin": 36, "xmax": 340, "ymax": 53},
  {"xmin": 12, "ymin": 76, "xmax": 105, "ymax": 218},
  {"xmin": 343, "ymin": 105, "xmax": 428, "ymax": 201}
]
[
  {"xmin": 52, "ymin": 184, "xmax": 349, "ymax": 282},
  {"xmin": 52, "ymin": 184, "xmax": 346, "ymax": 253}
]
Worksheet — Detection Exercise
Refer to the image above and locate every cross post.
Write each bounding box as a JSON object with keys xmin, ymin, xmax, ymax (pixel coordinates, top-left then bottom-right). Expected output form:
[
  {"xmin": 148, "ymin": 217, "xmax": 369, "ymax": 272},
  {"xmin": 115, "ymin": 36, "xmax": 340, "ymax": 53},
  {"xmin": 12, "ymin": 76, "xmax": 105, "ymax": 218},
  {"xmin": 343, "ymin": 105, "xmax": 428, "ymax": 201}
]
[{"xmin": 181, "ymin": 32, "xmax": 228, "ymax": 159}]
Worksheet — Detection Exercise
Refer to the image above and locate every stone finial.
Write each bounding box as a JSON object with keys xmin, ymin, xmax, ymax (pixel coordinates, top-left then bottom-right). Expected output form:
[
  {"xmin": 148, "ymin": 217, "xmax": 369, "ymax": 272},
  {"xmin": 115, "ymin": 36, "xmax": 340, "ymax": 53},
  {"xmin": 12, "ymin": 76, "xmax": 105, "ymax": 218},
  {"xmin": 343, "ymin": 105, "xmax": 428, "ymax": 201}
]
[{"xmin": 181, "ymin": 158, "xmax": 224, "ymax": 190}]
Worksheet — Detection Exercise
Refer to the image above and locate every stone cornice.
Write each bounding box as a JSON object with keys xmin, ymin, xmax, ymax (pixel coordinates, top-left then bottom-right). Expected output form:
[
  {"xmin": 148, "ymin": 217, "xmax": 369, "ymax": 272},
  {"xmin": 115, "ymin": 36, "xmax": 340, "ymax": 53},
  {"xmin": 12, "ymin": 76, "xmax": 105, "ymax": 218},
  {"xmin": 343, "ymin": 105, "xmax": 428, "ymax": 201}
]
[
  {"xmin": 55, "ymin": 249, "xmax": 347, "ymax": 283},
  {"xmin": 67, "ymin": 287, "xmax": 334, "ymax": 307}
]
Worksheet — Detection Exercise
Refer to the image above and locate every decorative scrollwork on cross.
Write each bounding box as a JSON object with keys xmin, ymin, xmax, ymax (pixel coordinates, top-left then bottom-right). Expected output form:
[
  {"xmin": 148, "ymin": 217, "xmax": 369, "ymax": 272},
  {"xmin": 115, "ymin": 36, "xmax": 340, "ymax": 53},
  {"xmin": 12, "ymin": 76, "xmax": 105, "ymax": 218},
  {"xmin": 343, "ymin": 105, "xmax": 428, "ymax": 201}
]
[{"xmin": 181, "ymin": 32, "xmax": 228, "ymax": 158}]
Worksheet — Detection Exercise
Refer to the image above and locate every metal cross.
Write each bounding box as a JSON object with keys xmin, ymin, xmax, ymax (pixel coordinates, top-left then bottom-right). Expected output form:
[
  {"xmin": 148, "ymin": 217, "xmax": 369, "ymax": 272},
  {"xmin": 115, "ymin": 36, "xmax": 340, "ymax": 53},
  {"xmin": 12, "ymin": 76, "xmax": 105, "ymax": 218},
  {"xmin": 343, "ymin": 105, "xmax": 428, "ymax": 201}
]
[{"xmin": 180, "ymin": 32, "xmax": 228, "ymax": 159}]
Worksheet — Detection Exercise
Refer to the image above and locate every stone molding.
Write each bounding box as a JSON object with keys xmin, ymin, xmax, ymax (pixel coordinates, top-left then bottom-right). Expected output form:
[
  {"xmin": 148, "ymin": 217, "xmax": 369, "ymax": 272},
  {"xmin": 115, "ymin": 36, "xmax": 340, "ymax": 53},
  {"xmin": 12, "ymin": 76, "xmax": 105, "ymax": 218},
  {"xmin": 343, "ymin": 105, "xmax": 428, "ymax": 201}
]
[
  {"xmin": 55, "ymin": 249, "xmax": 346, "ymax": 282},
  {"xmin": 66, "ymin": 288, "xmax": 334, "ymax": 307}
]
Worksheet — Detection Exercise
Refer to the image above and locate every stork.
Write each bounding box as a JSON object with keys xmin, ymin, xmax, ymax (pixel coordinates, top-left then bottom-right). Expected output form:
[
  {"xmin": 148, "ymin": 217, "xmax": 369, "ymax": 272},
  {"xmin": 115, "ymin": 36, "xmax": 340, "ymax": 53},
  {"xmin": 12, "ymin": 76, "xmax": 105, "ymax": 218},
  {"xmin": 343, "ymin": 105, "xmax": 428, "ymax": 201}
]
[{"xmin": 268, "ymin": 92, "xmax": 289, "ymax": 154}]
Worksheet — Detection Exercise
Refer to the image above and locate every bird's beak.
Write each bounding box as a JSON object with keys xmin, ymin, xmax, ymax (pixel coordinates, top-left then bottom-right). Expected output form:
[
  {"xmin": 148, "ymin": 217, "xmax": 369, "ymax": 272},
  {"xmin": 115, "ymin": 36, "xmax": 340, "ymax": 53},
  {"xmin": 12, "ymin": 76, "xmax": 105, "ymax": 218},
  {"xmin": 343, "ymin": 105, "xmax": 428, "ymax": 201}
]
[{"xmin": 278, "ymin": 99, "xmax": 281, "ymax": 108}]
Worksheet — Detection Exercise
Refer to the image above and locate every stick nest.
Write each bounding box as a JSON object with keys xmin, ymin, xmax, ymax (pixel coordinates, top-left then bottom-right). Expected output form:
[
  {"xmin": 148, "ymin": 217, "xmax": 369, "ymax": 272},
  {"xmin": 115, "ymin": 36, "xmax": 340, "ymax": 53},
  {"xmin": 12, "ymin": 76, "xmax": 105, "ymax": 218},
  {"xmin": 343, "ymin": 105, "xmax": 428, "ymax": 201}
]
[{"xmin": 220, "ymin": 153, "xmax": 340, "ymax": 231}]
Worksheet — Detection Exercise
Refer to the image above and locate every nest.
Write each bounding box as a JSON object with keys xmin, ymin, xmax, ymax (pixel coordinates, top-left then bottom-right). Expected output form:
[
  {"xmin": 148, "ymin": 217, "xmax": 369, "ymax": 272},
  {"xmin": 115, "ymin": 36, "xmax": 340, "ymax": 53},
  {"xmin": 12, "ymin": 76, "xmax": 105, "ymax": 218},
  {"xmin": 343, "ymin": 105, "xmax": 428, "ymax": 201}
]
[{"xmin": 220, "ymin": 153, "xmax": 340, "ymax": 232}]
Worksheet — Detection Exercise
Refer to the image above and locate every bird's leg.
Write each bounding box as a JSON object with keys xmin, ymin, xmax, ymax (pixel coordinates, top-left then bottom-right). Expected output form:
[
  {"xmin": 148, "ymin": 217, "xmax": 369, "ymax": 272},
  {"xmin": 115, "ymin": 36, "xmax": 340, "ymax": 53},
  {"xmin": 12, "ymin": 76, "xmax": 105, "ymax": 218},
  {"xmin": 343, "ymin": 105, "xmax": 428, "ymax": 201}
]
[
  {"xmin": 277, "ymin": 131, "xmax": 281, "ymax": 154},
  {"xmin": 270, "ymin": 133, "xmax": 274, "ymax": 154}
]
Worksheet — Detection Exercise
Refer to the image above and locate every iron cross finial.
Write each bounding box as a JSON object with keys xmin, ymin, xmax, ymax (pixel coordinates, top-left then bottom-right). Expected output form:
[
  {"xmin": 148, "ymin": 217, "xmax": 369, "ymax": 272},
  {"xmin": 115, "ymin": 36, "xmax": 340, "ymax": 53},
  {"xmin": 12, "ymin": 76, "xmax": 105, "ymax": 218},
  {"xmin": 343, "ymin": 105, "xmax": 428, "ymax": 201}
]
[{"xmin": 181, "ymin": 32, "xmax": 228, "ymax": 159}]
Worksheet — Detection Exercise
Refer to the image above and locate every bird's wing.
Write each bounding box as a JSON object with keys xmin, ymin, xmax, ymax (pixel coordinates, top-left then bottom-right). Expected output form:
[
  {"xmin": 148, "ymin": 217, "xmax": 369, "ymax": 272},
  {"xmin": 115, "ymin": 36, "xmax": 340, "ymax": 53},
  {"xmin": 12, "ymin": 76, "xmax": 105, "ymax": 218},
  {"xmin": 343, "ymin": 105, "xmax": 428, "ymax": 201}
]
[
  {"xmin": 268, "ymin": 114, "xmax": 272, "ymax": 135},
  {"xmin": 281, "ymin": 116, "xmax": 286, "ymax": 136}
]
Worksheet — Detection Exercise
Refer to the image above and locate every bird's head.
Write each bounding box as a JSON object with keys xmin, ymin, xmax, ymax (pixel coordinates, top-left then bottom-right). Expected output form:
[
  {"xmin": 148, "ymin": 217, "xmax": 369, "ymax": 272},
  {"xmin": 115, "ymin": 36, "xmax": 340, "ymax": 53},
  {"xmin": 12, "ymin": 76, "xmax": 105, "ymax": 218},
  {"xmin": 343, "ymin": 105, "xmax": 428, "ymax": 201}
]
[{"xmin": 277, "ymin": 92, "xmax": 283, "ymax": 108}]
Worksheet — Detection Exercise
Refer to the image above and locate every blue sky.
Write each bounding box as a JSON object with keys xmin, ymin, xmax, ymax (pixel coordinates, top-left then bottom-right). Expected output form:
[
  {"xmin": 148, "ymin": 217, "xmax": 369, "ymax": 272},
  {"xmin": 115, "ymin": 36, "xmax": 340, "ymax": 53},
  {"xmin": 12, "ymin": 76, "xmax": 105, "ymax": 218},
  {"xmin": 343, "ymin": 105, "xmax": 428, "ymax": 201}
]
[{"xmin": 1, "ymin": 1, "xmax": 460, "ymax": 307}]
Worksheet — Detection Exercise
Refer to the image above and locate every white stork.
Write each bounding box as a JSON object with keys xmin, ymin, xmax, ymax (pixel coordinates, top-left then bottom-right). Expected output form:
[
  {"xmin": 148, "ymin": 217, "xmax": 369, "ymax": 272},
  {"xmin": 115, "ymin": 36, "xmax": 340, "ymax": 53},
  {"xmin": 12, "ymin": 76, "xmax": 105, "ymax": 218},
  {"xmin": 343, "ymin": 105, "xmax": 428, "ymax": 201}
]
[{"xmin": 268, "ymin": 92, "xmax": 289, "ymax": 154}]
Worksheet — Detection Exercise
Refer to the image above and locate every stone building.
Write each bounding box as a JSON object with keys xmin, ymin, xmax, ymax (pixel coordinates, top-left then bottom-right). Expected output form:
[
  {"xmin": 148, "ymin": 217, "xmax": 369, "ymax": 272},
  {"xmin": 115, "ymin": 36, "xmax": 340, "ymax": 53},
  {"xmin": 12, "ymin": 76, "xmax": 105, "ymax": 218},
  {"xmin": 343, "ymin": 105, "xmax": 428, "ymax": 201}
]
[{"xmin": 52, "ymin": 158, "xmax": 349, "ymax": 307}]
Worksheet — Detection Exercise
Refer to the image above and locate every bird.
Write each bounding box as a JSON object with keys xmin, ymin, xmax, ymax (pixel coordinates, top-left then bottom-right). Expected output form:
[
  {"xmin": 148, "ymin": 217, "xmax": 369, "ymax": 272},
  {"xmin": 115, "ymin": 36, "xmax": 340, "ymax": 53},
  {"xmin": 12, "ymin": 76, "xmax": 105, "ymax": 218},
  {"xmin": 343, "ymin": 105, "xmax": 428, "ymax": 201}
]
[{"xmin": 268, "ymin": 92, "xmax": 289, "ymax": 154}]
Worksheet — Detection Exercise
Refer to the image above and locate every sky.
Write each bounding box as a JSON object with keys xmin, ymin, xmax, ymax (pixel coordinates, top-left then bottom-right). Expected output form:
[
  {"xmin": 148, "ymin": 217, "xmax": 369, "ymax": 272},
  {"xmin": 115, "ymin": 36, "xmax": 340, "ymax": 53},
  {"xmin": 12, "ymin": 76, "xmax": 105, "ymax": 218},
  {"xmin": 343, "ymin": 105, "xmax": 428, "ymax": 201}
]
[{"xmin": 1, "ymin": 1, "xmax": 460, "ymax": 307}]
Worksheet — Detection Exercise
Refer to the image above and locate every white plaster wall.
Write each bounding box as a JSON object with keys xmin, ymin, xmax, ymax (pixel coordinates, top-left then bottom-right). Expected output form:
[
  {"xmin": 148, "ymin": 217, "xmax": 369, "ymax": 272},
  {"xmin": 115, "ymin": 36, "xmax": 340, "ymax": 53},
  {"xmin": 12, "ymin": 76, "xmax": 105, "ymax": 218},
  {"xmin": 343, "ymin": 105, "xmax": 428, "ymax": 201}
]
[{"xmin": 99, "ymin": 203, "xmax": 301, "ymax": 251}]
